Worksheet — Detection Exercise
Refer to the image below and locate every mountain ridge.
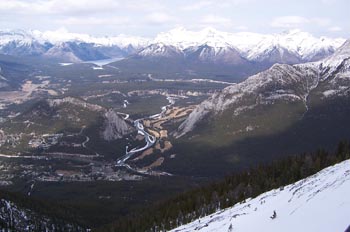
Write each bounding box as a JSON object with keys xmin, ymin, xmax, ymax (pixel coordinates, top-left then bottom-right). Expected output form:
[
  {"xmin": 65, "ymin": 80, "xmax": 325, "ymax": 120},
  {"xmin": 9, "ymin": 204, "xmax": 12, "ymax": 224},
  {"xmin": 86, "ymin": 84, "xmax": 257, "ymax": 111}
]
[
  {"xmin": 176, "ymin": 38, "xmax": 350, "ymax": 137},
  {"xmin": 0, "ymin": 28, "xmax": 345, "ymax": 64}
]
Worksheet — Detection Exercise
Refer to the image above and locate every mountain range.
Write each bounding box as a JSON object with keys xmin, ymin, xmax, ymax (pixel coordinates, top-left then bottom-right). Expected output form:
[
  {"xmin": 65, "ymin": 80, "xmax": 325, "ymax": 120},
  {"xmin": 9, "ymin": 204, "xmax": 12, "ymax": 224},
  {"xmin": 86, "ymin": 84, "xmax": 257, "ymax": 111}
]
[
  {"xmin": 157, "ymin": 38, "xmax": 350, "ymax": 178},
  {"xmin": 0, "ymin": 28, "xmax": 344, "ymax": 65},
  {"xmin": 176, "ymin": 39, "xmax": 350, "ymax": 137}
]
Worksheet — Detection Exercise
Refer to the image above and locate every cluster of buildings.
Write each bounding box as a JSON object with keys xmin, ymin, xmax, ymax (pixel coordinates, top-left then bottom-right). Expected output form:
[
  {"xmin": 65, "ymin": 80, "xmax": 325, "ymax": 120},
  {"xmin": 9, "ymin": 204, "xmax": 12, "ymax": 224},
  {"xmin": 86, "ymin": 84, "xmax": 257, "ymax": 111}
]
[{"xmin": 28, "ymin": 133, "xmax": 63, "ymax": 149}]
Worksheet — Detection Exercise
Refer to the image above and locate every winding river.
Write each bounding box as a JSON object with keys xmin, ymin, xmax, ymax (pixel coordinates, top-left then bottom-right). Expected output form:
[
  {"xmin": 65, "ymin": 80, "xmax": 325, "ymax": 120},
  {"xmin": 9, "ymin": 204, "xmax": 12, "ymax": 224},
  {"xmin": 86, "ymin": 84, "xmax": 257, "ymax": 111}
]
[{"xmin": 116, "ymin": 96, "xmax": 175, "ymax": 168}]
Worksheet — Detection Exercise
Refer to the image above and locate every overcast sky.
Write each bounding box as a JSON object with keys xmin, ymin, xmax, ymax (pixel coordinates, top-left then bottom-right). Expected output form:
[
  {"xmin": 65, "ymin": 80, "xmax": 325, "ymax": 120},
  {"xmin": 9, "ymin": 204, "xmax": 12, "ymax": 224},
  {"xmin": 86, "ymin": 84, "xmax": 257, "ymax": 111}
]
[{"xmin": 0, "ymin": 0, "xmax": 349, "ymax": 38}]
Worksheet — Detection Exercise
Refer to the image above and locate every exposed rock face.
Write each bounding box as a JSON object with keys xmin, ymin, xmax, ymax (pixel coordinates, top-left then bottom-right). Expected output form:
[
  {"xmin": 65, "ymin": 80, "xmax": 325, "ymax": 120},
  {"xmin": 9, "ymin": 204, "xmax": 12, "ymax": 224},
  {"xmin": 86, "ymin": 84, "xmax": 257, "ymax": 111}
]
[
  {"xmin": 47, "ymin": 97, "xmax": 104, "ymax": 112},
  {"xmin": 101, "ymin": 110, "xmax": 133, "ymax": 141},
  {"xmin": 0, "ymin": 129, "xmax": 5, "ymax": 141},
  {"xmin": 0, "ymin": 66, "xmax": 9, "ymax": 89}
]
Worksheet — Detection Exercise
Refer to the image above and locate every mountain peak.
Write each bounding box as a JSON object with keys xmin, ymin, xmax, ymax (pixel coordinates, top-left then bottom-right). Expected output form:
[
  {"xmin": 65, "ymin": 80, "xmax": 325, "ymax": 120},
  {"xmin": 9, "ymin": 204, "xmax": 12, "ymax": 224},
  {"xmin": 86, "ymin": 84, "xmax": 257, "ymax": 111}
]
[
  {"xmin": 322, "ymin": 39, "xmax": 350, "ymax": 68},
  {"xmin": 200, "ymin": 26, "xmax": 220, "ymax": 34}
]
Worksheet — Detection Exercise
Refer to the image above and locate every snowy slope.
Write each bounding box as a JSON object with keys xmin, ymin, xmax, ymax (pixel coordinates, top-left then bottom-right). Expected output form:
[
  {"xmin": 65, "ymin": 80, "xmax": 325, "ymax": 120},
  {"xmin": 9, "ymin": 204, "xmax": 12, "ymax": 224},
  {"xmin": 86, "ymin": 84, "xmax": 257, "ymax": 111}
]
[{"xmin": 171, "ymin": 159, "xmax": 350, "ymax": 232}]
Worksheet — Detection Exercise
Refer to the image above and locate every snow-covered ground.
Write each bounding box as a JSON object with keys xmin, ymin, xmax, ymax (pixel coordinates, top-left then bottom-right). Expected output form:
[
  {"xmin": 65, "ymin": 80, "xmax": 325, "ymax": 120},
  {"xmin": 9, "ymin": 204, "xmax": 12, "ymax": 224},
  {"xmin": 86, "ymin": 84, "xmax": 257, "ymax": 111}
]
[{"xmin": 171, "ymin": 159, "xmax": 350, "ymax": 232}]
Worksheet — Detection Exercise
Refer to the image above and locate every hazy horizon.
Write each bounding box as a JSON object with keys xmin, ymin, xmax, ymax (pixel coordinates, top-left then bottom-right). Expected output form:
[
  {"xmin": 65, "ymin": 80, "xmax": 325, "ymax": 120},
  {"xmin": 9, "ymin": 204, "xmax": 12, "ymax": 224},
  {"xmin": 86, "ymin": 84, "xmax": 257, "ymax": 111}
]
[{"xmin": 0, "ymin": 0, "xmax": 349, "ymax": 38}]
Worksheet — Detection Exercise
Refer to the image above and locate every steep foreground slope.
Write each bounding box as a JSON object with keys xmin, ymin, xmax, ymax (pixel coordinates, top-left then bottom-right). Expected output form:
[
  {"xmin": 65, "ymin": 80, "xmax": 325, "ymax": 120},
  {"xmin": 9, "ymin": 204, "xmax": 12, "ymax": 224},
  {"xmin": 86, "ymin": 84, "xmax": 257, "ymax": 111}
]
[{"xmin": 171, "ymin": 159, "xmax": 350, "ymax": 232}]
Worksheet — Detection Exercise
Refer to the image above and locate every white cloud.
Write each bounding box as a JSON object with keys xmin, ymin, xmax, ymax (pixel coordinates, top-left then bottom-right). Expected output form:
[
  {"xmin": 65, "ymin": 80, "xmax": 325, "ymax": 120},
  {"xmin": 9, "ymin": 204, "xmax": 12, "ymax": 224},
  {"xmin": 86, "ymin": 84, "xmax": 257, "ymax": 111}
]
[
  {"xmin": 235, "ymin": 25, "xmax": 248, "ymax": 31},
  {"xmin": 0, "ymin": 0, "xmax": 121, "ymax": 15},
  {"xmin": 182, "ymin": 1, "xmax": 213, "ymax": 11},
  {"xmin": 124, "ymin": 0, "xmax": 165, "ymax": 12},
  {"xmin": 270, "ymin": 16, "xmax": 332, "ymax": 29},
  {"xmin": 311, "ymin": 17, "xmax": 331, "ymax": 27},
  {"xmin": 217, "ymin": 0, "xmax": 256, "ymax": 7},
  {"xmin": 49, "ymin": 0, "xmax": 120, "ymax": 15},
  {"xmin": 181, "ymin": 0, "xmax": 253, "ymax": 10},
  {"xmin": 200, "ymin": 15, "xmax": 232, "ymax": 25},
  {"xmin": 321, "ymin": 0, "xmax": 338, "ymax": 4},
  {"xmin": 270, "ymin": 16, "xmax": 309, "ymax": 28},
  {"xmin": 328, "ymin": 26, "xmax": 342, "ymax": 32},
  {"xmin": 146, "ymin": 12, "xmax": 174, "ymax": 24},
  {"xmin": 0, "ymin": 0, "xmax": 348, "ymax": 38},
  {"xmin": 57, "ymin": 16, "xmax": 131, "ymax": 26}
]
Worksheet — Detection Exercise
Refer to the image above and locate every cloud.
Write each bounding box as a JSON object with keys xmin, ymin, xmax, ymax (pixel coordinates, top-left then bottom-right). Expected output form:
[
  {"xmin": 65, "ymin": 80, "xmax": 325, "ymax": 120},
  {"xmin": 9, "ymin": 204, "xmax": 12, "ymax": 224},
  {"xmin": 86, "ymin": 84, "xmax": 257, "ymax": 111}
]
[
  {"xmin": 321, "ymin": 0, "xmax": 338, "ymax": 4},
  {"xmin": 124, "ymin": 0, "xmax": 165, "ymax": 12},
  {"xmin": 182, "ymin": 1, "xmax": 213, "ymax": 11},
  {"xmin": 200, "ymin": 15, "xmax": 232, "ymax": 26},
  {"xmin": 181, "ymin": 0, "xmax": 253, "ymax": 10},
  {"xmin": 0, "ymin": 0, "xmax": 47, "ymax": 13},
  {"xmin": 146, "ymin": 12, "xmax": 174, "ymax": 24},
  {"xmin": 270, "ymin": 16, "xmax": 309, "ymax": 28},
  {"xmin": 57, "ymin": 16, "xmax": 131, "ymax": 26},
  {"xmin": 49, "ymin": 0, "xmax": 121, "ymax": 15},
  {"xmin": 270, "ymin": 16, "xmax": 332, "ymax": 29},
  {"xmin": 0, "ymin": 0, "xmax": 121, "ymax": 15},
  {"xmin": 217, "ymin": 0, "xmax": 256, "ymax": 7},
  {"xmin": 235, "ymin": 25, "xmax": 248, "ymax": 31},
  {"xmin": 328, "ymin": 26, "xmax": 342, "ymax": 32},
  {"xmin": 311, "ymin": 17, "xmax": 331, "ymax": 27}
]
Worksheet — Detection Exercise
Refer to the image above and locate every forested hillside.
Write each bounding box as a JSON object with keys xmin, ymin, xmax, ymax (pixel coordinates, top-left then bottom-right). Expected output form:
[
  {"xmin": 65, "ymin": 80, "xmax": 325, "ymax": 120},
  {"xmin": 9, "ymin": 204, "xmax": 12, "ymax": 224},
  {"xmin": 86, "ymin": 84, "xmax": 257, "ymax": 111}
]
[{"xmin": 99, "ymin": 141, "xmax": 350, "ymax": 232}]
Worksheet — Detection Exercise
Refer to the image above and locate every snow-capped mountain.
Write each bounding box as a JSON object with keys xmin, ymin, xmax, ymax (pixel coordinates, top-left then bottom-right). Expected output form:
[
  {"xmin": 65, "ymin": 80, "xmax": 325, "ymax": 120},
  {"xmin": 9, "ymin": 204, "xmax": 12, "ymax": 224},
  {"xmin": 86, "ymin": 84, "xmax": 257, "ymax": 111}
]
[
  {"xmin": 0, "ymin": 29, "xmax": 149, "ymax": 49},
  {"xmin": 184, "ymin": 45, "xmax": 248, "ymax": 65},
  {"xmin": 137, "ymin": 43, "xmax": 184, "ymax": 58},
  {"xmin": 0, "ymin": 28, "xmax": 345, "ymax": 64},
  {"xmin": 171, "ymin": 159, "xmax": 350, "ymax": 232},
  {"xmin": 0, "ymin": 29, "xmax": 149, "ymax": 62},
  {"xmin": 176, "ymin": 39, "xmax": 350, "ymax": 137},
  {"xmin": 150, "ymin": 27, "xmax": 345, "ymax": 64}
]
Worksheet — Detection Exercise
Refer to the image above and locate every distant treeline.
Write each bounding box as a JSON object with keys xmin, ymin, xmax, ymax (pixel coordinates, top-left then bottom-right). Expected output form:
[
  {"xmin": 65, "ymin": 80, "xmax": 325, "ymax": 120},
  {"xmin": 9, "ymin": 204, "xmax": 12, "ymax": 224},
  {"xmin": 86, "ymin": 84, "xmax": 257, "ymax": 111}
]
[{"xmin": 98, "ymin": 140, "xmax": 350, "ymax": 232}]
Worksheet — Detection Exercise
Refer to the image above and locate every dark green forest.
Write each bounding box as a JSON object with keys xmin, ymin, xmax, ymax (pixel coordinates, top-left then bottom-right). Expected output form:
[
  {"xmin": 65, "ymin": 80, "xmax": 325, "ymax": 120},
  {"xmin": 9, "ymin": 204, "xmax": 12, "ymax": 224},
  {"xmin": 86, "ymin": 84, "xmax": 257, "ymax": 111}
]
[
  {"xmin": 0, "ymin": 140, "xmax": 349, "ymax": 231},
  {"xmin": 98, "ymin": 140, "xmax": 350, "ymax": 232}
]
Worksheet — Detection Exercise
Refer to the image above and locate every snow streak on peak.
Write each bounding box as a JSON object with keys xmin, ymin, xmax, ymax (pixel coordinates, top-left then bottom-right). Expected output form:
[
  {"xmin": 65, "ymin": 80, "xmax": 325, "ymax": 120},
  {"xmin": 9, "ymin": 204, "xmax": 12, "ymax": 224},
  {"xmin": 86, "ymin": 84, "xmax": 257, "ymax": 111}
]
[{"xmin": 172, "ymin": 159, "xmax": 350, "ymax": 232}]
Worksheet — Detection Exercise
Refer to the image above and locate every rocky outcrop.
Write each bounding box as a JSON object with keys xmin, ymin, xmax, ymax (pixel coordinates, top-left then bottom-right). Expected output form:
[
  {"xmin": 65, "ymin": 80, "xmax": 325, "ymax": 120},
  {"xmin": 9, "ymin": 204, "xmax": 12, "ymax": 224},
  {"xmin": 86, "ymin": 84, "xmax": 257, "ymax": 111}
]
[
  {"xmin": 47, "ymin": 97, "xmax": 104, "ymax": 112},
  {"xmin": 101, "ymin": 110, "xmax": 133, "ymax": 141}
]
